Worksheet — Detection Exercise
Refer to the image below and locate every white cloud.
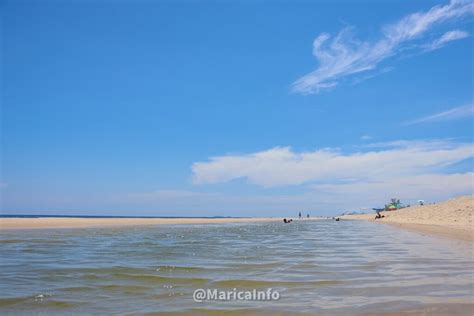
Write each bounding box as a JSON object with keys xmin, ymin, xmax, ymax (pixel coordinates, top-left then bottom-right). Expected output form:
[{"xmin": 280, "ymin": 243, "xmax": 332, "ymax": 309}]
[
  {"xmin": 292, "ymin": 0, "xmax": 473, "ymax": 94},
  {"xmin": 192, "ymin": 140, "xmax": 474, "ymax": 187},
  {"xmin": 405, "ymin": 104, "xmax": 474, "ymax": 124},
  {"xmin": 424, "ymin": 29, "xmax": 470, "ymax": 51},
  {"xmin": 188, "ymin": 140, "xmax": 474, "ymax": 213}
]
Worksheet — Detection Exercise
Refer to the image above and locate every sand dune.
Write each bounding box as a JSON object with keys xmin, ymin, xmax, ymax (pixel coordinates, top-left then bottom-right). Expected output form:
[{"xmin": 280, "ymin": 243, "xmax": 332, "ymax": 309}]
[{"xmin": 343, "ymin": 195, "xmax": 474, "ymax": 241}]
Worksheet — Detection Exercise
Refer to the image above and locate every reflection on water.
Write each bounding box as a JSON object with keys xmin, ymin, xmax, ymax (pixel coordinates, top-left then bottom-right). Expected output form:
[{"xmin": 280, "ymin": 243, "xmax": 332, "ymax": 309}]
[{"xmin": 0, "ymin": 220, "xmax": 473, "ymax": 315}]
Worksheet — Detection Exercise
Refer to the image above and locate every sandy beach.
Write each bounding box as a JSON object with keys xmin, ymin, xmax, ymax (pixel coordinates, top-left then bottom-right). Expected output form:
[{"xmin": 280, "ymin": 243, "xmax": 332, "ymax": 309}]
[
  {"xmin": 0, "ymin": 216, "xmax": 287, "ymax": 230},
  {"xmin": 2, "ymin": 196, "xmax": 473, "ymax": 241},
  {"xmin": 343, "ymin": 195, "xmax": 474, "ymax": 241}
]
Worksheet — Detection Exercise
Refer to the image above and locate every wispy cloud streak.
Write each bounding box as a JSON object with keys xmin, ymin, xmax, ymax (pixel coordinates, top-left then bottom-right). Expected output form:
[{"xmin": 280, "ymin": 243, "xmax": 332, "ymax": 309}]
[
  {"xmin": 405, "ymin": 104, "xmax": 474, "ymax": 124},
  {"xmin": 292, "ymin": 0, "xmax": 473, "ymax": 94},
  {"xmin": 424, "ymin": 29, "xmax": 469, "ymax": 51}
]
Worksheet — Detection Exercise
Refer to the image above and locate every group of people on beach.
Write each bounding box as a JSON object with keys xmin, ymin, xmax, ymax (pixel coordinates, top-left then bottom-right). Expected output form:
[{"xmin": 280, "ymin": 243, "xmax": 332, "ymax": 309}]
[
  {"xmin": 283, "ymin": 212, "xmax": 310, "ymax": 223},
  {"xmin": 298, "ymin": 212, "xmax": 310, "ymax": 219},
  {"xmin": 283, "ymin": 212, "xmax": 346, "ymax": 223}
]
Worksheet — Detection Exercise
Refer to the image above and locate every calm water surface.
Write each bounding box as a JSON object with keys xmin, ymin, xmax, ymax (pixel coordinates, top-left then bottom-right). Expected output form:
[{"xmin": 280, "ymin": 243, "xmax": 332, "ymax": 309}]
[{"xmin": 1, "ymin": 220, "xmax": 473, "ymax": 315}]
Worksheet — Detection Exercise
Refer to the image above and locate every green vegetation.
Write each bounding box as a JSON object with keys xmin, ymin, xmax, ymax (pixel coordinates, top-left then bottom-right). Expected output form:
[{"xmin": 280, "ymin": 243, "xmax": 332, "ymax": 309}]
[{"xmin": 384, "ymin": 198, "xmax": 406, "ymax": 211}]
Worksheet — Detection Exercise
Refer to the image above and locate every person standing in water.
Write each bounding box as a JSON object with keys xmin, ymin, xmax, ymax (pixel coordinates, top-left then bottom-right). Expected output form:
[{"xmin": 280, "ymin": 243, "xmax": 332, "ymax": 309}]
[
  {"xmin": 298, "ymin": 212, "xmax": 302, "ymax": 219},
  {"xmin": 307, "ymin": 213, "xmax": 310, "ymax": 219}
]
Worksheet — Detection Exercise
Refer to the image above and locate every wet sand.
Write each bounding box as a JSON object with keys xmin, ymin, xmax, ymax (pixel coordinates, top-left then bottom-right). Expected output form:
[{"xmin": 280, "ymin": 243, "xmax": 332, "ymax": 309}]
[{"xmin": 343, "ymin": 195, "xmax": 474, "ymax": 241}]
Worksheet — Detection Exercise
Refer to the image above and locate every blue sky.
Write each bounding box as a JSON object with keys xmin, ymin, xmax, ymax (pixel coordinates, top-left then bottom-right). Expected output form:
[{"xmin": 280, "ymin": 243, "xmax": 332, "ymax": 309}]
[{"xmin": 2, "ymin": 0, "xmax": 473, "ymax": 216}]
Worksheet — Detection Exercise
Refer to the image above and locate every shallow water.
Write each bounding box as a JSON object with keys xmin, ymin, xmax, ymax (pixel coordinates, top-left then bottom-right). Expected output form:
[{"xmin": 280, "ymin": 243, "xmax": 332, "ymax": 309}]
[{"xmin": 0, "ymin": 220, "xmax": 473, "ymax": 315}]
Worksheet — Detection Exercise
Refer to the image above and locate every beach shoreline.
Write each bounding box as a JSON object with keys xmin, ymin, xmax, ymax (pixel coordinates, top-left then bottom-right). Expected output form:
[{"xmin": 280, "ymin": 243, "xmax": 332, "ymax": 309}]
[
  {"xmin": 342, "ymin": 195, "xmax": 474, "ymax": 242},
  {"xmin": 2, "ymin": 196, "xmax": 472, "ymax": 241},
  {"xmin": 0, "ymin": 216, "xmax": 293, "ymax": 230}
]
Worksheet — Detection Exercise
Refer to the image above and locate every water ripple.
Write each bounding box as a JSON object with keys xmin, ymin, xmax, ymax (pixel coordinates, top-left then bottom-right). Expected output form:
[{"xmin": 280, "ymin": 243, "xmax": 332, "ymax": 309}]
[{"xmin": 0, "ymin": 220, "xmax": 473, "ymax": 315}]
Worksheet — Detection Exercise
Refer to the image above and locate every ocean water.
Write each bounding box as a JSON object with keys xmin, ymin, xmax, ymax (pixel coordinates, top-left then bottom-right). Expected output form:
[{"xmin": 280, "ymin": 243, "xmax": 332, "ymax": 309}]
[{"xmin": 0, "ymin": 220, "xmax": 473, "ymax": 315}]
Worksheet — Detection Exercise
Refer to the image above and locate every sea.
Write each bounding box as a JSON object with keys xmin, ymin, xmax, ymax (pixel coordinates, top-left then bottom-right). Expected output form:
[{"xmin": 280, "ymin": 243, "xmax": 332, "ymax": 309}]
[{"xmin": 1, "ymin": 219, "xmax": 473, "ymax": 315}]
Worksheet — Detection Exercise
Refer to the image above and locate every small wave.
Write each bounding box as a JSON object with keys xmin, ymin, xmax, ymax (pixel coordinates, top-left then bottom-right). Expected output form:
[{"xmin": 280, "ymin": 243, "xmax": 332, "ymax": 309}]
[
  {"xmin": 212, "ymin": 279, "xmax": 342, "ymax": 288},
  {"xmin": 0, "ymin": 239, "xmax": 28, "ymax": 244},
  {"xmin": 31, "ymin": 300, "xmax": 80, "ymax": 308},
  {"xmin": 97, "ymin": 284, "xmax": 152, "ymax": 294},
  {"xmin": 60, "ymin": 286, "xmax": 96, "ymax": 292},
  {"xmin": 106, "ymin": 273, "xmax": 210, "ymax": 285},
  {"xmin": 146, "ymin": 308, "xmax": 312, "ymax": 316},
  {"xmin": 154, "ymin": 265, "xmax": 206, "ymax": 273},
  {"xmin": 0, "ymin": 297, "xmax": 29, "ymax": 307},
  {"xmin": 0, "ymin": 296, "xmax": 79, "ymax": 309},
  {"xmin": 231, "ymin": 262, "xmax": 283, "ymax": 270}
]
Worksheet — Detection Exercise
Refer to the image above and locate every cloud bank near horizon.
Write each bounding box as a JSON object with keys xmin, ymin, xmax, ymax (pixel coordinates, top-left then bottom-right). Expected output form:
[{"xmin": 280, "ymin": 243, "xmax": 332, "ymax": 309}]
[
  {"xmin": 128, "ymin": 171, "xmax": 473, "ymax": 213},
  {"xmin": 192, "ymin": 140, "xmax": 473, "ymax": 187},
  {"xmin": 292, "ymin": 0, "xmax": 473, "ymax": 94},
  {"xmin": 7, "ymin": 140, "xmax": 471, "ymax": 215},
  {"xmin": 189, "ymin": 140, "xmax": 474, "ymax": 211}
]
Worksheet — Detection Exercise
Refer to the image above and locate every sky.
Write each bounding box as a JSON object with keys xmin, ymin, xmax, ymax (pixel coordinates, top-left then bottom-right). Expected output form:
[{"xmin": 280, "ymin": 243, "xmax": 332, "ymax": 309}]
[{"xmin": 1, "ymin": 0, "xmax": 473, "ymax": 216}]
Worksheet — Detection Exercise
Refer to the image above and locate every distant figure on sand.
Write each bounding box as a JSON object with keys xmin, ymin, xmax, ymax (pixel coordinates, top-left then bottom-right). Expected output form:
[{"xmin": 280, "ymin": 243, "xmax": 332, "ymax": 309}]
[
  {"xmin": 299, "ymin": 212, "xmax": 302, "ymax": 219},
  {"xmin": 375, "ymin": 211, "xmax": 385, "ymax": 220}
]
